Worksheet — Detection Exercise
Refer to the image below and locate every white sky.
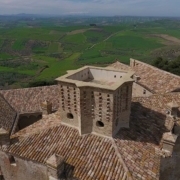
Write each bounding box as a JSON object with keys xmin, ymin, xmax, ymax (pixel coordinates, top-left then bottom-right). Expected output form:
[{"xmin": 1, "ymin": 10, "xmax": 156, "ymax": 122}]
[{"xmin": 0, "ymin": 0, "xmax": 179, "ymax": 16}]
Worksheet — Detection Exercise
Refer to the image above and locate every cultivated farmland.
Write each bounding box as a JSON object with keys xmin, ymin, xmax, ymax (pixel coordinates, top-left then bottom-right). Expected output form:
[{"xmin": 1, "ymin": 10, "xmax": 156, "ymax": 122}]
[{"xmin": 0, "ymin": 17, "xmax": 180, "ymax": 89}]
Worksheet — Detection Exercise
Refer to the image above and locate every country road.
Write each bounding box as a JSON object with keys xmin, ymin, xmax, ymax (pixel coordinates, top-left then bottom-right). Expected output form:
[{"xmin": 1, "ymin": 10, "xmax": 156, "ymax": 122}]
[{"xmin": 85, "ymin": 30, "xmax": 123, "ymax": 50}]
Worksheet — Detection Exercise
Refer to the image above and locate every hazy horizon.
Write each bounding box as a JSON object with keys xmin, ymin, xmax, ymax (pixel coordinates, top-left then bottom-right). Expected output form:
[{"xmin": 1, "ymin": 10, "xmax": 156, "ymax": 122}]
[{"xmin": 0, "ymin": 0, "xmax": 179, "ymax": 17}]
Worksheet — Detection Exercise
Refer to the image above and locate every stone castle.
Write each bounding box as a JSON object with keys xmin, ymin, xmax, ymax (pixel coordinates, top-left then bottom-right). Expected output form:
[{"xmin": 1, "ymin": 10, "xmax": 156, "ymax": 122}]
[{"xmin": 0, "ymin": 58, "xmax": 180, "ymax": 180}]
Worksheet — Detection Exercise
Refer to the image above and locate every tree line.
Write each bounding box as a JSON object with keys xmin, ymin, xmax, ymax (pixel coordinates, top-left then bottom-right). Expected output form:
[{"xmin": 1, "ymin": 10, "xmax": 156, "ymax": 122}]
[{"xmin": 152, "ymin": 56, "xmax": 180, "ymax": 76}]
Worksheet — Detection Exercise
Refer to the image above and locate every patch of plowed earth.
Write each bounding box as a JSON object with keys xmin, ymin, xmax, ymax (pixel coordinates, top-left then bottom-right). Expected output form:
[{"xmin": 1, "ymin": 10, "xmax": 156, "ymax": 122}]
[
  {"xmin": 150, "ymin": 34, "xmax": 180, "ymax": 45},
  {"xmin": 66, "ymin": 28, "xmax": 102, "ymax": 35},
  {"xmin": 151, "ymin": 45, "xmax": 180, "ymax": 59}
]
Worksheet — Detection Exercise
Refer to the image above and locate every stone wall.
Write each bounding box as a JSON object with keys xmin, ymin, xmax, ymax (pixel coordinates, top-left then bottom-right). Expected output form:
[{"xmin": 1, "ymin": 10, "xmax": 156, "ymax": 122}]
[
  {"xmin": 113, "ymin": 82, "xmax": 132, "ymax": 136},
  {"xmin": 58, "ymin": 82, "xmax": 80, "ymax": 131},
  {"xmin": 0, "ymin": 151, "xmax": 47, "ymax": 180},
  {"xmin": 90, "ymin": 88, "xmax": 114, "ymax": 137},
  {"xmin": 132, "ymin": 82, "xmax": 153, "ymax": 97},
  {"xmin": 160, "ymin": 136, "xmax": 180, "ymax": 180},
  {"xmin": 58, "ymin": 81, "xmax": 133, "ymax": 137},
  {"xmin": 80, "ymin": 87, "xmax": 94, "ymax": 135}
]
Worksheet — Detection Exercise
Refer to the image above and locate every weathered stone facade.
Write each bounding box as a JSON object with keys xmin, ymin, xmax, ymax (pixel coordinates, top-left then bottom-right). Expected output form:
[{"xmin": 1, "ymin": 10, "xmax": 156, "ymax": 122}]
[
  {"xmin": 0, "ymin": 151, "xmax": 47, "ymax": 180},
  {"xmin": 56, "ymin": 66, "xmax": 134, "ymax": 137},
  {"xmin": 132, "ymin": 82, "xmax": 153, "ymax": 97}
]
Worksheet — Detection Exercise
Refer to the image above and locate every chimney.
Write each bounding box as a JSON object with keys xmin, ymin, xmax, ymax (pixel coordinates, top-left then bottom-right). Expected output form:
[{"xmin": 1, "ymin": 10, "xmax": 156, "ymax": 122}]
[
  {"xmin": 166, "ymin": 101, "xmax": 179, "ymax": 118},
  {"xmin": 41, "ymin": 101, "xmax": 52, "ymax": 115},
  {"xmin": 162, "ymin": 132, "xmax": 178, "ymax": 157},
  {"xmin": 0, "ymin": 128, "xmax": 10, "ymax": 147},
  {"xmin": 130, "ymin": 58, "xmax": 136, "ymax": 68},
  {"xmin": 134, "ymin": 75, "xmax": 140, "ymax": 83},
  {"xmin": 46, "ymin": 154, "xmax": 65, "ymax": 180}
]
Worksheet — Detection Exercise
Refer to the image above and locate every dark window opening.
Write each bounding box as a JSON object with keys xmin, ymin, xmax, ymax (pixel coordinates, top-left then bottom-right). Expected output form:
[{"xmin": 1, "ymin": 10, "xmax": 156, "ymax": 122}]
[
  {"xmin": 114, "ymin": 75, "xmax": 116, "ymax": 78},
  {"xmin": 9, "ymin": 155, "xmax": 16, "ymax": 166},
  {"xmin": 96, "ymin": 121, "xmax": 104, "ymax": 127},
  {"xmin": 172, "ymin": 123, "xmax": 178, "ymax": 134},
  {"xmin": 115, "ymin": 118, "xmax": 118, "ymax": 126},
  {"xmin": 0, "ymin": 175, "xmax": 5, "ymax": 180},
  {"xmin": 67, "ymin": 113, "xmax": 74, "ymax": 119},
  {"xmin": 143, "ymin": 89, "xmax": 146, "ymax": 94}
]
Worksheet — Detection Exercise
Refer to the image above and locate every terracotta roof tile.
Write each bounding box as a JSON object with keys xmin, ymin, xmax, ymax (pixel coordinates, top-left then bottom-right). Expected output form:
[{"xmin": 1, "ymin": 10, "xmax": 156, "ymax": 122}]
[
  {"xmin": 108, "ymin": 61, "xmax": 132, "ymax": 71},
  {"xmin": 109, "ymin": 60, "xmax": 180, "ymax": 94},
  {"xmin": 8, "ymin": 122, "xmax": 130, "ymax": 180},
  {"xmin": 0, "ymin": 85, "xmax": 59, "ymax": 114},
  {"xmin": 8, "ymin": 92, "xmax": 177, "ymax": 180},
  {"xmin": 0, "ymin": 94, "xmax": 17, "ymax": 132},
  {"xmin": 131, "ymin": 60, "xmax": 180, "ymax": 93}
]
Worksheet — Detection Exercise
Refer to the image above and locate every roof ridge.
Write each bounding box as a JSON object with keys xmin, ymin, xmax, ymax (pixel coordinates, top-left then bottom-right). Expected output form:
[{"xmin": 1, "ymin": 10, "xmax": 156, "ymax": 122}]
[
  {"xmin": 111, "ymin": 139, "xmax": 133, "ymax": 180},
  {"xmin": 0, "ymin": 93, "xmax": 18, "ymax": 135},
  {"xmin": 130, "ymin": 58, "xmax": 180, "ymax": 80}
]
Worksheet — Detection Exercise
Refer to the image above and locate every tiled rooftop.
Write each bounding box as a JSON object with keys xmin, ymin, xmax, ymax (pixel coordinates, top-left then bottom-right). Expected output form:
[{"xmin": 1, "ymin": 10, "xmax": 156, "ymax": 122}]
[
  {"xmin": 1, "ymin": 61, "xmax": 180, "ymax": 180},
  {"xmin": 8, "ymin": 114, "xmax": 131, "ymax": 180},
  {"xmin": 133, "ymin": 92, "xmax": 180, "ymax": 117},
  {"xmin": 131, "ymin": 59, "xmax": 180, "ymax": 94},
  {"xmin": 6, "ymin": 92, "xmax": 177, "ymax": 180},
  {"xmin": 0, "ymin": 85, "xmax": 59, "ymax": 114},
  {"xmin": 0, "ymin": 94, "xmax": 17, "ymax": 133},
  {"xmin": 109, "ymin": 59, "xmax": 180, "ymax": 94},
  {"xmin": 108, "ymin": 61, "xmax": 132, "ymax": 71}
]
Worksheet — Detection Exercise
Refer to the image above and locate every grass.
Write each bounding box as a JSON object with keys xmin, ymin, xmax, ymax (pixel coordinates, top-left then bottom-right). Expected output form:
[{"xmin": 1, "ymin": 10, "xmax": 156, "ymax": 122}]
[
  {"xmin": 78, "ymin": 56, "xmax": 116, "ymax": 65},
  {"xmin": 0, "ymin": 53, "xmax": 17, "ymax": 60},
  {"xmin": 12, "ymin": 39, "xmax": 26, "ymax": 50},
  {"xmin": 0, "ymin": 39, "xmax": 3, "ymax": 47},
  {"xmin": 62, "ymin": 33, "xmax": 86, "ymax": 44},
  {"xmin": 108, "ymin": 31, "xmax": 164, "ymax": 49},
  {"xmin": 52, "ymin": 26, "xmax": 89, "ymax": 32},
  {"xmin": 84, "ymin": 30, "xmax": 110, "ymax": 43},
  {"xmin": 48, "ymin": 43, "xmax": 59, "ymax": 53},
  {"xmin": 0, "ymin": 21, "xmax": 180, "ymax": 87},
  {"xmin": 0, "ymin": 65, "xmax": 35, "ymax": 75},
  {"xmin": 32, "ymin": 47, "xmax": 48, "ymax": 54},
  {"xmin": 37, "ymin": 53, "xmax": 80, "ymax": 80},
  {"xmin": 3, "ymin": 28, "xmax": 65, "ymax": 41}
]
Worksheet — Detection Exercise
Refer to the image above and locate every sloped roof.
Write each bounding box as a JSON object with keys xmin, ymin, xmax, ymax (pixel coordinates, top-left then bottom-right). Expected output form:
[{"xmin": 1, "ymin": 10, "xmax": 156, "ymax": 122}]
[
  {"xmin": 7, "ymin": 114, "xmax": 131, "ymax": 180},
  {"xmin": 130, "ymin": 59, "xmax": 180, "ymax": 94},
  {"xmin": 6, "ymin": 92, "xmax": 176, "ymax": 180},
  {"xmin": 108, "ymin": 61, "xmax": 132, "ymax": 71},
  {"xmin": 133, "ymin": 92, "xmax": 180, "ymax": 116},
  {"xmin": 109, "ymin": 60, "xmax": 180, "ymax": 94},
  {"xmin": 0, "ymin": 94, "xmax": 17, "ymax": 133},
  {"xmin": 0, "ymin": 85, "xmax": 59, "ymax": 114}
]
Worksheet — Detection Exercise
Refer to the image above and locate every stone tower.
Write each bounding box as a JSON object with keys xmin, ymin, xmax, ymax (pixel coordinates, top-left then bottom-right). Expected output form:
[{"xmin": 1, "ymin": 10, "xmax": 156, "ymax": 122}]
[{"xmin": 56, "ymin": 66, "xmax": 134, "ymax": 137}]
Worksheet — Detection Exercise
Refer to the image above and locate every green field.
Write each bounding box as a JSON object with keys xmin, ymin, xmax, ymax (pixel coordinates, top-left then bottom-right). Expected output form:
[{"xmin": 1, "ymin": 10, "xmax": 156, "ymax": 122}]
[{"xmin": 0, "ymin": 19, "xmax": 180, "ymax": 88}]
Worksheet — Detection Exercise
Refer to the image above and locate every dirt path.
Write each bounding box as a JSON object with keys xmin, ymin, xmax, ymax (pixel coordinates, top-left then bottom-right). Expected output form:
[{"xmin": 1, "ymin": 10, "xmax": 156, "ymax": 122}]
[{"xmin": 86, "ymin": 30, "xmax": 123, "ymax": 50}]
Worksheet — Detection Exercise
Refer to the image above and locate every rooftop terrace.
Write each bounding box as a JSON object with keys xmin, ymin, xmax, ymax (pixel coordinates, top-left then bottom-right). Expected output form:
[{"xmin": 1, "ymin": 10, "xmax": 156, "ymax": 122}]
[{"xmin": 56, "ymin": 66, "xmax": 134, "ymax": 90}]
